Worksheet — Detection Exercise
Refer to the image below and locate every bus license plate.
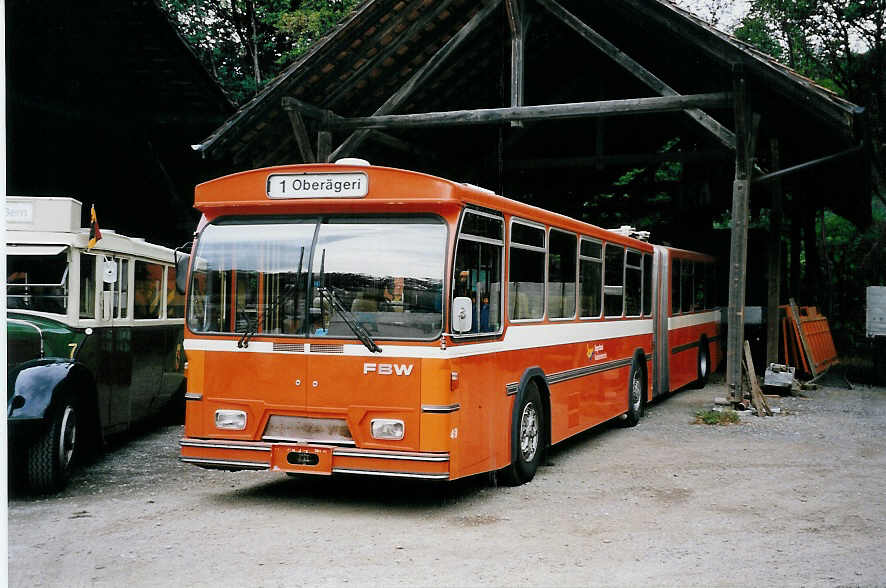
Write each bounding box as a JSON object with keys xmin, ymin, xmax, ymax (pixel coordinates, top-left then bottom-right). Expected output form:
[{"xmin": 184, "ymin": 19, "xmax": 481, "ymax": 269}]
[{"xmin": 272, "ymin": 445, "xmax": 333, "ymax": 475}]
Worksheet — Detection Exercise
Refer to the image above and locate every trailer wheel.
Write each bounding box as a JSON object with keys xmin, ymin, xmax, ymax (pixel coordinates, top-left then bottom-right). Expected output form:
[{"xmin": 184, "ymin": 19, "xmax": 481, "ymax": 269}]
[
  {"xmin": 27, "ymin": 397, "xmax": 78, "ymax": 493},
  {"xmin": 620, "ymin": 355, "xmax": 645, "ymax": 427},
  {"xmin": 499, "ymin": 381, "xmax": 544, "ymax": 486}
]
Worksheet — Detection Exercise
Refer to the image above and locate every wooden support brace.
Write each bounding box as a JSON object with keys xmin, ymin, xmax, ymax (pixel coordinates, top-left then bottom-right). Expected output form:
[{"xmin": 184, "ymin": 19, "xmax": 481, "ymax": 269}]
[
  {"xmin": 535, "ymin": 0, "xmax": 735, "ymax": 151},
  {"xmin": 286, "ymin": 109, "xmax": 316, "ymax": 163}
]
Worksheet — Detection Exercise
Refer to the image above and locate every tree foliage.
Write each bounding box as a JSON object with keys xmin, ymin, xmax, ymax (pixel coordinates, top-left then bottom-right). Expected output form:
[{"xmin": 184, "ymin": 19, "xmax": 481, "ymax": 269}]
[{"xmin": 160, "ymin": 0, "xmax": 361, "ymax": 104}]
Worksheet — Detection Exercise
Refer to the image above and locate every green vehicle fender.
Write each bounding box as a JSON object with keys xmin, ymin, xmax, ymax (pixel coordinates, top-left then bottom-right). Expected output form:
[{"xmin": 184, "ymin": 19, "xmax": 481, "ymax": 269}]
[{"xmin": 7, "ymin": 359, "xmax": 97, "ymax": 423}]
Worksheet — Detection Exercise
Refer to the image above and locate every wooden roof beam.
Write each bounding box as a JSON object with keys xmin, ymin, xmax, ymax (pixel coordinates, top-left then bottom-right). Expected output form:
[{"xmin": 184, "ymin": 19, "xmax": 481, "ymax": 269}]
[
  {"xmin": 329, "ymin": 0, "xmax": 504, "ymax": 162},
  {"xmin": 326, "ymin": 92, "xmax": 732, "ymax": 130},
  {"xmin": 535, "ymin": 0, "xmax": 736, "ymax": 151}
]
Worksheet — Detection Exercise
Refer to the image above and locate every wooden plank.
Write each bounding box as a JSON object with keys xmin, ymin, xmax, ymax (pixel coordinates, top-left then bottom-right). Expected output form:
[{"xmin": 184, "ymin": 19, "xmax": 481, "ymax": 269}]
[
  {"xmin": 766, "ymin": 138, "xmax": 783, "ymax": 365},
  {"xmin": 789, "ymin": 298, "xmax": 816, "ymax": 376},
  {"xmin": 536, "ymin": 0, "xmax": 736, "ymax": 151},
  {"xmin": 744, "ymin": 340, "xmax": 773, "ymax": 416},
  {"xmin": 327, "ymin": 92, "xmax": 732, "ymax": 130},
  {"xmin": 329, "ymin": 0, "xmax": 504, "ymax": 161}
]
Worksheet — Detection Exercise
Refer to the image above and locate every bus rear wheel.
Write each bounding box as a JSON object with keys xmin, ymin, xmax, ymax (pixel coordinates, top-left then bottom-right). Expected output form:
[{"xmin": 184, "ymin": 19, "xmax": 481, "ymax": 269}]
[
  {"xmin": 694, "ymin": 340, "xmax": 710, "ymax": 389},
  {"xmin": 499, "ymin": 381, "xmax": 544, "ymax": 486}
]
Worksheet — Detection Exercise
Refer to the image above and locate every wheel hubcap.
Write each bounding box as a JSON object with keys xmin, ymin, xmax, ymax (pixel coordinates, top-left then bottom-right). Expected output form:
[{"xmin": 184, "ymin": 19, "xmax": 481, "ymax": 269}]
[
  {"xmin": 519, "ymin": 402, "xmax": 539, "ymax": 462},
  {"xmin": 58, "ymin": 406, "xmax": 77, "ymax": 469},
  {"xmin": 631, "ymin": 372, "xmax": 642, "ymax": 411},
  {"xmin": 700, "ymin": 352, "xmax": 708, "ymax": 378}
]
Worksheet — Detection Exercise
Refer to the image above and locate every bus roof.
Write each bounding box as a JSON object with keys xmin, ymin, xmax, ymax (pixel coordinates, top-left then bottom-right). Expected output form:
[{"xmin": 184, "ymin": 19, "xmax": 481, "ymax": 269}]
[
  {"xmin": 6, "ymin": 196, "xmax": 176, "ymax": 262},
  {"xmin": 195, "ymin": 163, "xmax": 657, "ymax": 251}
]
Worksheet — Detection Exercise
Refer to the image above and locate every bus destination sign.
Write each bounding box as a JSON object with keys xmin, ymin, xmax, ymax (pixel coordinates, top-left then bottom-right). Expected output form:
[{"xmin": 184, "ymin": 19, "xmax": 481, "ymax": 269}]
[{"xmin": 267, "ymin": 172, "xmax": 368, "ymax": 199}]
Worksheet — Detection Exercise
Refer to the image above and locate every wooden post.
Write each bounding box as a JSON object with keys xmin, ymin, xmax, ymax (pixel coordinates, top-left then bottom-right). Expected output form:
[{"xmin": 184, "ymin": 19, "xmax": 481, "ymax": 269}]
[
  {"xmin": 505, "ymin": 0, "xmax": 526, "ymax": 127},
  {"xmin": 726, "ymin": 68, "xmax": 752, "ymax": 404},
  {"xmin": 766, "ymin": 138, "xmax": 783, "ymax": 365}
]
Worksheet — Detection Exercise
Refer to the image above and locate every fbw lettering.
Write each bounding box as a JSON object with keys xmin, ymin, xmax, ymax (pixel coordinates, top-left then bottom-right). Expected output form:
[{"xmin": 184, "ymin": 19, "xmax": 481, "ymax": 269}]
[{"xmin": 363, "ymin": 363, "xmax": 414, "ymax": 376}]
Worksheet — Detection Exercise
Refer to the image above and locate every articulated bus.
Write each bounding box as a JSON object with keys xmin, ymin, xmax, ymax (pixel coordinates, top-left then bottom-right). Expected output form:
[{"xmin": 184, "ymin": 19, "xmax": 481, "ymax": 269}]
[{"xmin": 179, "ymin": 161, "xmax": 720, "ymax": 485}]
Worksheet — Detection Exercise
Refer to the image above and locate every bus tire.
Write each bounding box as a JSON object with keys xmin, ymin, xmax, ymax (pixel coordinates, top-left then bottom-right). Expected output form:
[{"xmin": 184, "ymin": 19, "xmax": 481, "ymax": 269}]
[
  {"xmin": 694, "ymin": 339, "xmax": 710, "ymax": 389},
  {"xmin": 499, "ymin": 381, "xmax": 544, "ymax": 486},
  {"xmin": 620, "ymin": 355, "xmax": 645, "ymax": 428},
  {"xmin": 27, "ymin": 396, "xmax": 78, "ymax": 493}
]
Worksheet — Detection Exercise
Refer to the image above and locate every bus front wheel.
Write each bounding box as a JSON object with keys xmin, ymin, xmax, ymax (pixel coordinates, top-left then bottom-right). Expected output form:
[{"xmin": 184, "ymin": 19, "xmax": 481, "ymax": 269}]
[
  {"xmin": 27, "ymin": 396, "xmax": 78, "ymax": 493},
  {"xmin": 499, "ymin": 381, "xmax": 544, "ymax": 486}
]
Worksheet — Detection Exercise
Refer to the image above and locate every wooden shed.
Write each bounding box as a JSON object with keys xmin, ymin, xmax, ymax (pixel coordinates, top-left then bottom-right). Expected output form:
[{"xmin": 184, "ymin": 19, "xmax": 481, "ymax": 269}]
[{"xmin": 191, "ymin": 0, "xmax": 871, "ymax": 400}]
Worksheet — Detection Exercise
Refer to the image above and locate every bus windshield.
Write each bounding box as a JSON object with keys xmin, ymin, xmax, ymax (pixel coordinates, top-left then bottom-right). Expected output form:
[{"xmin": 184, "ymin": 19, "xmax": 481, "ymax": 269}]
[{"xmin": 187, "ymin": 216, "xmax": 446, "ymax": 340}]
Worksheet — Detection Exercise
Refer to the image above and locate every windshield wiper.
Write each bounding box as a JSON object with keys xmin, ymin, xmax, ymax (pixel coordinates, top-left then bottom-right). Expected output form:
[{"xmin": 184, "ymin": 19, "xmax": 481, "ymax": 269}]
[
  {"xmin": 237, "ymin": 281, "xmax": 303, "ymax": 348},
  {"xmin": 318, "ymin": 287, "xmax": 382, "ymax": 353},
  {"xmin": 237, "ymin": 314, "xmax": 257, "ymax": 348}
]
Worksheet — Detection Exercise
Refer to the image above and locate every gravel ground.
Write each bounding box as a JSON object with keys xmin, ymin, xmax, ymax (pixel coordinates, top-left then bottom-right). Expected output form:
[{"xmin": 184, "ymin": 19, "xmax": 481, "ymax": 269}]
[{"xmin": 8, "ymin": 374, "xmax": 886, "ymax": 587}]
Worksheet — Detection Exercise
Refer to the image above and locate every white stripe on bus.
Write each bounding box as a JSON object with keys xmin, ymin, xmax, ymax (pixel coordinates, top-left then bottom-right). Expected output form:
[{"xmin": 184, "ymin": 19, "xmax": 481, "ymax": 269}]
[
  {"xmin": 667, "ymin": 310, "xmax": 720, "ymax": 331},
  {"xmin": 183, "ymin": 319, "xmax": 655, "ymax": 359}
]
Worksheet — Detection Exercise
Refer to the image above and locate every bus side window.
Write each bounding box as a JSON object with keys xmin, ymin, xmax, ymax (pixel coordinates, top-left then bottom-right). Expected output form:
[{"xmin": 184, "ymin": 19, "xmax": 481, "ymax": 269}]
[
  {"xmin": 694, "ymin": 261, "xmax": 705, "ymax": 311},
  {"xmin": 625, "ymin": 250, "xmax": 642, "ymax": 317},
  {"xmin": 579, "ymin": 238, "xmax": 602, "ymax": 318},
  {"xmin": 508, "ymin": 220, "xmax": 545, "ymax": 321},
  {"xmin": 135, "ymin": 261, "xmax": 163, "ymax": 319},
  {"xmin": 454, "ymin": 211, "xmax": 503, "ymax": 335},
  {"xmin": 671, "ymin": 258, "xmax": 681, "ymax": 315},
  {"xmin": 167, "ymin": 266, "xmax": 184, "ymax": 319},
  {"xmin": 681, "ymin": 260, "xmax": 694, "ymax": 313},
  {"xmin": 548, "ymin": 229, "xmax": 577, "ymax": 319},
  {"xmin": 603, "ymin": 244, "xmax": 624, "ymax": 317},
  {"xmin": 642, "ymin": 253, "xmax": 653, "ymax": 317}
]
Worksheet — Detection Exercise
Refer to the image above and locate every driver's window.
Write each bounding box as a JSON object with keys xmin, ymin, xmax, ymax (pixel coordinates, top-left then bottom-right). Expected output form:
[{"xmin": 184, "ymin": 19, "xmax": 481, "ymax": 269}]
[{"xmin": 452, "ymin": 210, "xmax": 503, "ymax": 335}]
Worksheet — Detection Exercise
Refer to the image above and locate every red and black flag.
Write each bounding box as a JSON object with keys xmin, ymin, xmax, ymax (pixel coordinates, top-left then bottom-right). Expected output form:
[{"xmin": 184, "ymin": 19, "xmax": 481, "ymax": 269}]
[{"xmin": 88, "ymin": 204, "xmax": 102, "ymax": 249}]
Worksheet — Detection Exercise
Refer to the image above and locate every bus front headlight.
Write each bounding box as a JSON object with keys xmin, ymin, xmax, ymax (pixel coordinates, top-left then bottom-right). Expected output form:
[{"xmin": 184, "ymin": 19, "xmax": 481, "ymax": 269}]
[
  {"xmin": 215, "ymin": 409, "xmax": 247, "ymax": 431},
  {"xmin": 370, "ymin": 419, "xmax": 404, "ymax": 440}
]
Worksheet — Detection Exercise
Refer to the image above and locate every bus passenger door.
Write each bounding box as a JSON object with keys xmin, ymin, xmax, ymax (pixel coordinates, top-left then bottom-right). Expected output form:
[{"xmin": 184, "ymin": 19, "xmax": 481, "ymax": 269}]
[{"xmin": 96, "ymin": 256, "xmax": 134, "ymax": 433}]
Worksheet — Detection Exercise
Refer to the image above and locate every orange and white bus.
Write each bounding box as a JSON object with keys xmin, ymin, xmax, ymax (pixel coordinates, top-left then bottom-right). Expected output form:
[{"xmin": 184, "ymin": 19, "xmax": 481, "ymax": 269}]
[{"xmin": 179, "ymin": 161, "xmax": 720, "ymax": 485}]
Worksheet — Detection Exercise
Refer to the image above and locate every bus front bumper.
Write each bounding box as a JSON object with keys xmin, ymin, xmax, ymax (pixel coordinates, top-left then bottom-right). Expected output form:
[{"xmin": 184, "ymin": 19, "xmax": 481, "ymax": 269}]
[{"xmin": 179, "ymin": 438, "xmax": 451, "ymax": 480}]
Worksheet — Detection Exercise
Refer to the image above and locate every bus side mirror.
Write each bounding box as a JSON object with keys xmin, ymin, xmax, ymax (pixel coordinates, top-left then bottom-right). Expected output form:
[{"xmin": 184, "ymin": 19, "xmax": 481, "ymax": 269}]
[
  {"xmin": 174, "ymin": 252, "xmax": 190, "ymax": 295},
  {"xmin": 452, "ymin": 296, "xmax": 473, "ymax": 334}
]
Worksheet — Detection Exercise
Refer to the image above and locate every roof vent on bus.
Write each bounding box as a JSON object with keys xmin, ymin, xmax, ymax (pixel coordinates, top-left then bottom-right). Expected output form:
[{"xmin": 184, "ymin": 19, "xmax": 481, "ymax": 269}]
[
  {"xmin": 334, "ymin": 157, "xmax": 371, "ymax": 167},
  {"xmin": 608, "ymin": 225, "xmax": 651, "ymax": 241}
]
